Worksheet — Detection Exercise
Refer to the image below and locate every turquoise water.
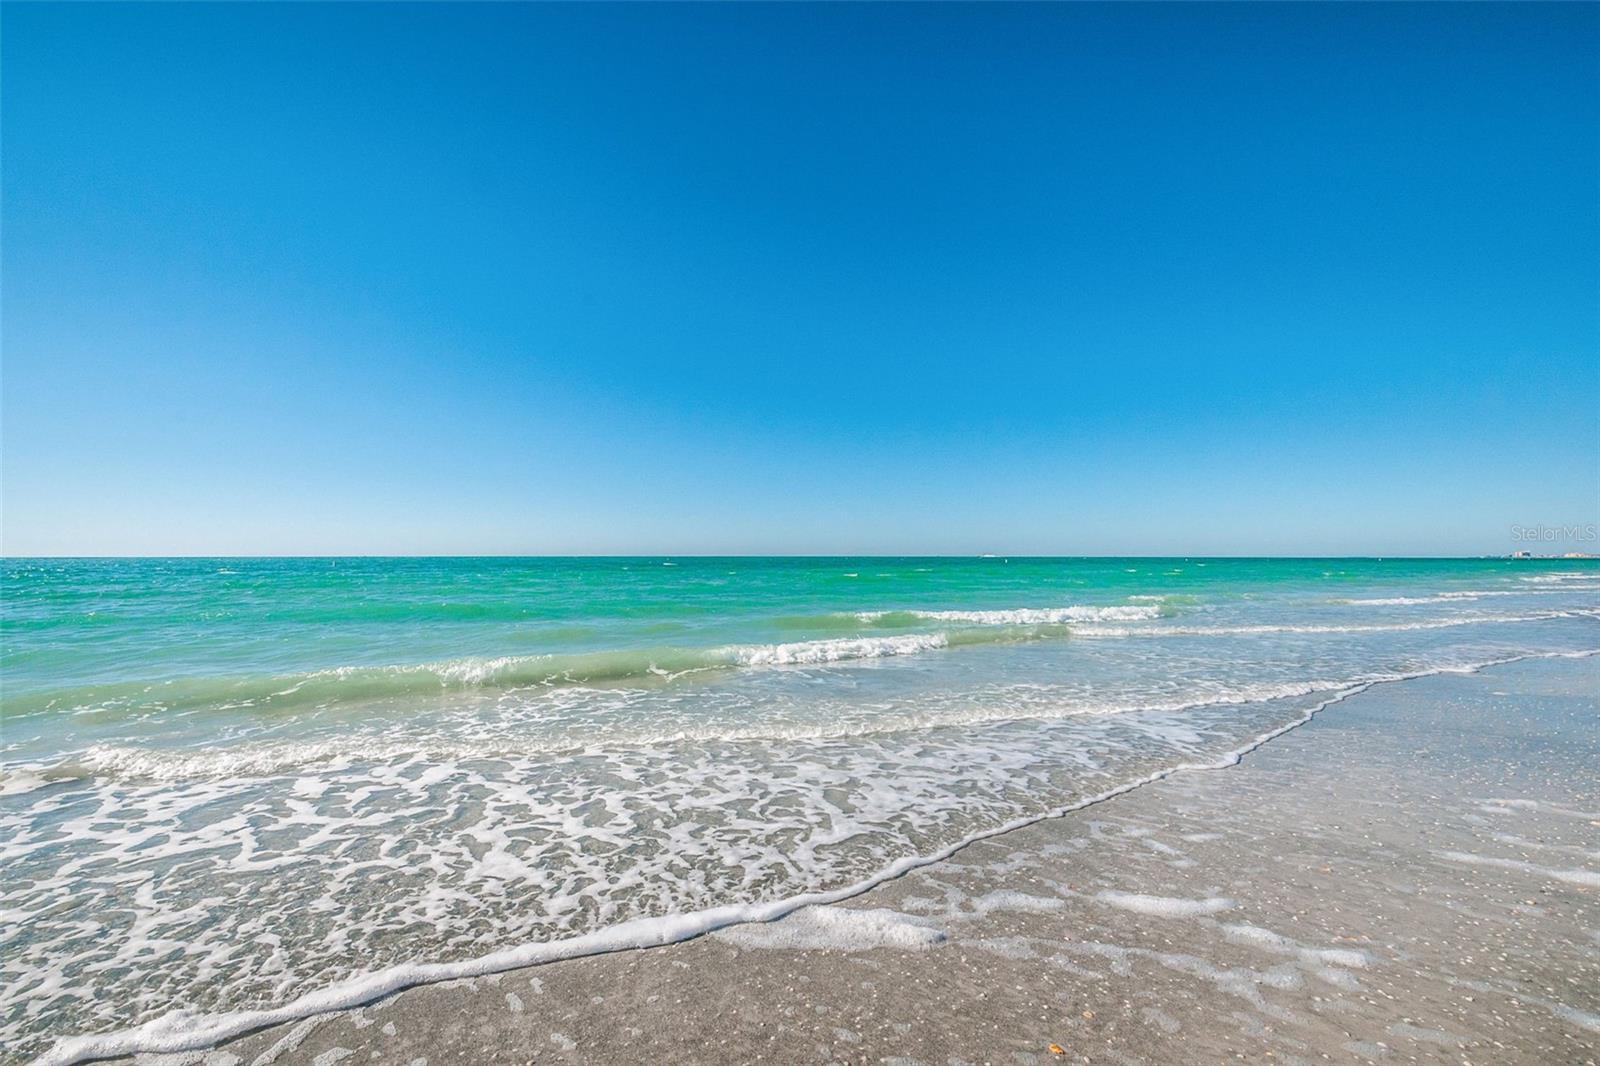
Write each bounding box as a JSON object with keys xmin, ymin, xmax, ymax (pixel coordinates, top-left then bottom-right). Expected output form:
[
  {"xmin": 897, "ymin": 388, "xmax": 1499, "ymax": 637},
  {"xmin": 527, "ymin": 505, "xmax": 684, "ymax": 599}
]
[{"xmin": 3, "ymin": 557, "xmax": 1598, "ymax": 1061}]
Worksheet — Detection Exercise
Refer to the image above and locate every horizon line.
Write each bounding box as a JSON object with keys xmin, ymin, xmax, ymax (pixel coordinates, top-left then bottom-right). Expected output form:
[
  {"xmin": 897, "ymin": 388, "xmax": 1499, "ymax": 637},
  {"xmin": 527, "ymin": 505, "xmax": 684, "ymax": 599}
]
[{"xmin": 3, "ymin": 553, "xmax": 1590, "ymax": 562}]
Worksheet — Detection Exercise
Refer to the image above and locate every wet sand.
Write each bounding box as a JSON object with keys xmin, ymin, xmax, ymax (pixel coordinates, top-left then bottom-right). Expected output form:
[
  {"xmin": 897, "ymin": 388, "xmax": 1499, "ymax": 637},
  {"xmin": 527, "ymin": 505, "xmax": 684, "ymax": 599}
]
[{"xmin": 122, "ymin": 654, "xmax": 1598, "ymax": 1066}]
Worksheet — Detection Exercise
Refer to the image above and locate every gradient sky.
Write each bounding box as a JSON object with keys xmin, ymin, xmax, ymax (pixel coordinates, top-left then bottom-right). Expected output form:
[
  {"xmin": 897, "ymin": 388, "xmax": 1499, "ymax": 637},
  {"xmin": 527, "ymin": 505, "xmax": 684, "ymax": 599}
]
[{"xmin": 3, "ymin": 3, "xmax": 1596, "ymax": 556}]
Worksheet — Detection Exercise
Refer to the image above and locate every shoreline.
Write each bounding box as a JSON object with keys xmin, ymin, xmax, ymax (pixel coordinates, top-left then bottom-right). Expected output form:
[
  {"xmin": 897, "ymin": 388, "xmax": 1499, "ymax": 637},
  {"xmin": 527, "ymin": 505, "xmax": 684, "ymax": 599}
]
[{"xmin": 51, "ymin": 649, "xmax": 1600, "ymax": 1065}]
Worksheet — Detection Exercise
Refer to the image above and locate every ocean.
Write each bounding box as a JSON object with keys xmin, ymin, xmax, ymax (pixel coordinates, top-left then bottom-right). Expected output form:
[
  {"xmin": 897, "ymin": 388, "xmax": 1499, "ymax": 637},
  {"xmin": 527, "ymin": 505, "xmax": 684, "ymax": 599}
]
[{"xmin": 2, "ymin": 556, "xmax": 1597, "ymax": 1062}]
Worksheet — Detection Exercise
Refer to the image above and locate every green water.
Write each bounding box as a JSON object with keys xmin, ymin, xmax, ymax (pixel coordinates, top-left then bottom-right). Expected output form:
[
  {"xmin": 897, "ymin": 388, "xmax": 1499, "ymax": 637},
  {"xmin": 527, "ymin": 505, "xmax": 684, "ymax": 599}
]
[
  {"xmin": 4, "ymin": 555, "xmax": 1586, "ymax": 699},
  {"xmin": 2, "ymin": 556, "xmax": 1597, "ymax": 1062}
]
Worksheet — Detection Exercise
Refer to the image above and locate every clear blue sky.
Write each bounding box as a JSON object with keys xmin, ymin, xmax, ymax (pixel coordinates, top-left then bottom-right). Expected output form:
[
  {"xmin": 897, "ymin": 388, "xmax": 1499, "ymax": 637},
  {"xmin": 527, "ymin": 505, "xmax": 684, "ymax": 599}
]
[{"xmin": 3, "ymin": 3, "xmax": 1596, "ymax": 556}]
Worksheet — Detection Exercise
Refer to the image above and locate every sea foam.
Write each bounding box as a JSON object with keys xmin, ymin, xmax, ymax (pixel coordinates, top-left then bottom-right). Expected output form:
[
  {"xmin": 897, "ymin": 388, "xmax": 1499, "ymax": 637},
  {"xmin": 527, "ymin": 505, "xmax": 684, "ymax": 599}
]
[
  {"xmin": 1096, "ymin": 891, "xmax": 1235, "ymax": 917},
  {"xmin": 24, "ymin": 650, "xmax": 1595, "ymax": 1066}
]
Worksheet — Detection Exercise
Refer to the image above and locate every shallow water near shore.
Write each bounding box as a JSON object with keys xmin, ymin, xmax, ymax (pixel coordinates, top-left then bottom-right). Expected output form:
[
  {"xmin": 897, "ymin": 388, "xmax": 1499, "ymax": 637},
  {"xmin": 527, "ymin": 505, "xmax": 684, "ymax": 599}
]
[{"xmin": 3, "ymin": 557, "xmax": 1597, "ymax": 1061}]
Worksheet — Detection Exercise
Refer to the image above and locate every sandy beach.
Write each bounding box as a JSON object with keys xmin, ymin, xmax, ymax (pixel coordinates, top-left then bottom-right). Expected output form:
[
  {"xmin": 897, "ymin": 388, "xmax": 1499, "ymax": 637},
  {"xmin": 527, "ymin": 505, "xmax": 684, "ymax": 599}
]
[{"xmin": 112, "ymin": 652, "xmax": 1598, "ymax": 1066}]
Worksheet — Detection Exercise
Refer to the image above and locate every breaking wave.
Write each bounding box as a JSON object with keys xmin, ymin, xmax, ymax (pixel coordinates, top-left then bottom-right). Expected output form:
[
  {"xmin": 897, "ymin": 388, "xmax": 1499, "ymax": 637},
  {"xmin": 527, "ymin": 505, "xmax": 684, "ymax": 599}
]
[{"xmin": 2, "ymin": 625, "xmax": 1078, "ymax": 721}]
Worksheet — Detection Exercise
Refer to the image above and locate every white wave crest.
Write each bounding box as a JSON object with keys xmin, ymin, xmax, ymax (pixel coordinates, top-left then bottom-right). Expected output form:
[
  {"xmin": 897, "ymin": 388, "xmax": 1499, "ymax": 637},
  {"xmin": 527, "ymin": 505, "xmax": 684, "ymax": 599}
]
[
  {"xmin": 1071, "ymin": 610, "xmax": 1594, "ymax": 639},
  {"xmin": 724, "ymin": 633, "xmax": 949, "ymax": 666},
  {"xmin": 1337, "ymin": 589, "xmax": 1583, "ymax": 606},
  {"xmin": 0, "ymin": 769, "xmax": 55, "ymax": 797},
  {"xmin": 858, "ymin": 604, "xmax": 1161, "ymax": 625}
]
